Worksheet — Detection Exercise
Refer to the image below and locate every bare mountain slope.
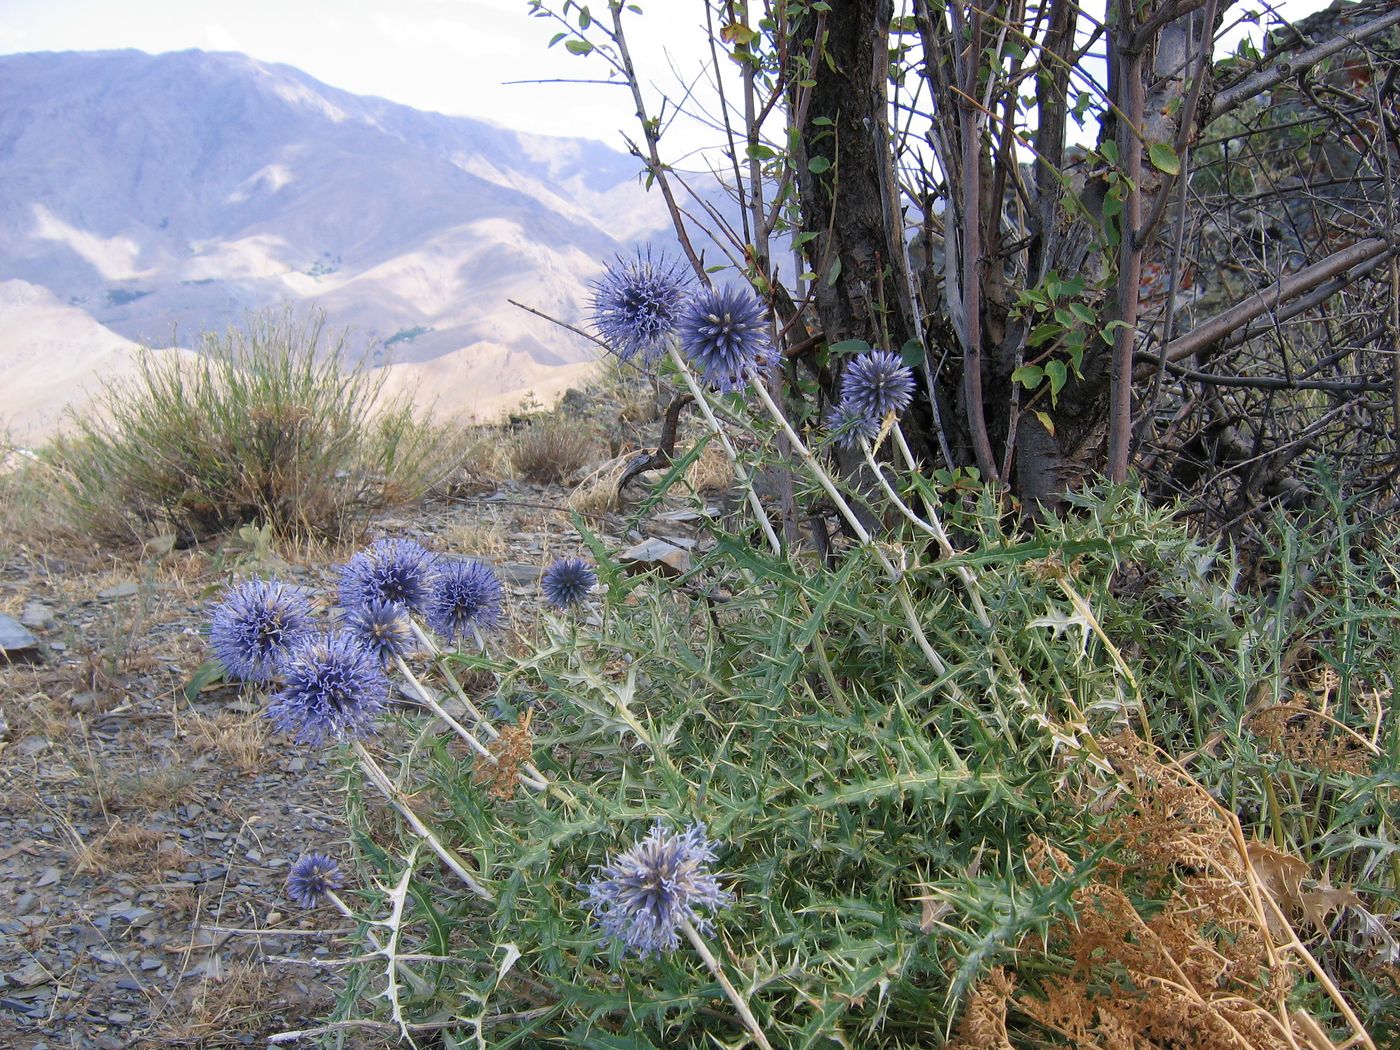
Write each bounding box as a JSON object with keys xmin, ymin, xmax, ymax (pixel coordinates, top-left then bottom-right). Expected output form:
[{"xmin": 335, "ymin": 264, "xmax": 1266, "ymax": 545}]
[
  {"xmin": 0, "ymin": 49, "xmax": 668, "ymax": 432},
  {"xmin": 0, "ymin": 279, "xmax": 197, "ymax": 441}
]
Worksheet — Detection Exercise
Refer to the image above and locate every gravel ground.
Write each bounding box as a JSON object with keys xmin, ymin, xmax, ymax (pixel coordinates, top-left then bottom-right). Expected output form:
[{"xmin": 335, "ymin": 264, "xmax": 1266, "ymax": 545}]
[{"xmin": 0, "ymin": 480, "xmax": 624, "ymax": 1048}]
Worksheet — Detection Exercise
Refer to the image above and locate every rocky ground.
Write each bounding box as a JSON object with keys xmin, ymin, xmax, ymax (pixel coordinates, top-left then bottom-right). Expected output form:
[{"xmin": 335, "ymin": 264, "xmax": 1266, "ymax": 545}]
[{"xmin": 0, "ymin": 471, "xmax": 693, "ymax": 1049}]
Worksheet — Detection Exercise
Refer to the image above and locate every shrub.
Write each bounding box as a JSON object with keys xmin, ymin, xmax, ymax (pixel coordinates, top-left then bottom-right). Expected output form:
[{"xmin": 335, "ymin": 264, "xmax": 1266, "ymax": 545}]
[
  {"xmin": 510, "ymin": 412, "xmax": 598, "ymax": 484},
  {"xmin": 51, "ymin": 311, "xmax": 454, "ymax": 543}
]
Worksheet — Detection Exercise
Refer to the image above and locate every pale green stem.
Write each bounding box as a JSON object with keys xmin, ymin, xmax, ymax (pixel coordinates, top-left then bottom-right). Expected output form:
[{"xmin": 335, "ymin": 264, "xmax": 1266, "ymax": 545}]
[
  {"xmin": 679, "ymin": 918, "xmax": 774, "ymax": 1050},
  {"xmin": 407, "ymin": 620, "xmax": 568, "ymax": 803},
  {"xmin": 325, "ymin": 890, "xmax": 431, "ymax": 996},
  {"xmin": 351, "ymin": 740, "xmax": 493, "ymax": 902},
  {"xmin": 667, "ymin": 345, "xmax": 783, "ymax": 556},
  {"xmin": 408, "ymin": 620, "xmax": 498, "ymax": 737},
  {"xmin": 860, "ymin": 439, "xmax": 992, "ymax": 631},
  {"xmin": 746, "ymin": 371, "xmax": 962, "ymax": 691},
  {"xmin": 394, "ymin": 654, "xmax": 547, "ymax": 791}
]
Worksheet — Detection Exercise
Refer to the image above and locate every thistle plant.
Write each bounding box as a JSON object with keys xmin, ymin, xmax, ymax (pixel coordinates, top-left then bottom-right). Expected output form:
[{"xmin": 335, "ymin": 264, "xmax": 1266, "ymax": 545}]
[
  {"xmin": 541, "ymin": 556, "xmax": 596, "ymax": 609},
  {"xmin": 676, "ymin": 284, "xmax": 769, "ymax": 391},
  {"xmin": 589, "ymin": 250, "xmax": 691, "ymax": 364},
  {"xmin": 208, "ymin": 578, "xmax": 314, "ymax": 682},
  {"xmin": 286, "ymin": 852, "xmax": 344, "ymax": 908}
]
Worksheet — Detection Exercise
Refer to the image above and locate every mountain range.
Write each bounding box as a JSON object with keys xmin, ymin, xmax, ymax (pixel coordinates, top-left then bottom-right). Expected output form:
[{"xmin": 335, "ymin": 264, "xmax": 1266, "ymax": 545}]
[{"xmin": 0, "ymin": 48, "xmax": 674, "ymax": 439}]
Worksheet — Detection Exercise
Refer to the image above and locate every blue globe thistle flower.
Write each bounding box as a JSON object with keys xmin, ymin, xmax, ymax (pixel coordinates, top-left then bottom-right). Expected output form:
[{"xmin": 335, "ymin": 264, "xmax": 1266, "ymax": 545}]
[
  {"xmin": 589, "ymin": 250, "xmax": 691, "ymax": 363},
  {"xmin": 541, "ymin": 557, "xmax": 597, "ymax": 609},
  {"xmin": 337, "ymin": 538, "xmax": 437, "ymax": 614},
  {"xmin": 209, "ymin": 578, "xmax": 315, "ymax": 682},
  {"xmin": 583, "ymin": 821, "xmax": 732, "ymax": 958},
  {"xmin": 425, "ymin": 559, "xmax": 503, "ymax": 643},
  {"xmin": 677, "ymin": 285, "xmax": 769, "ymax": 392},
  {"xmin": 286, "ymin": 852, "xmax": 343, "ymax": 908},
  {"xmin": 824, "ymin": 401, "xmax": 883, "ymax": 450},
  {"xmin": 266, "ymin": 632, "xmax": 389, "ymax": 746},
  {"xmin": 838, "ymin": 350, "xmax": 917, "ymax": 422},
  {"xmin": 340, "ymin": 599, "xmax": 414, "ymax": 666}
]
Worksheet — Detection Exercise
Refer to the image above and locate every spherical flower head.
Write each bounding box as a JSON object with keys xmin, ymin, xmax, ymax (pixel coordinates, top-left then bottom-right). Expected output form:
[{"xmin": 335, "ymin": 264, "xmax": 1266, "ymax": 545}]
[
  {"xmin": 677, "ymin": 285, "xmax": 769, "ymax": 392},
  {"xmin": 337, "ymin": 538, "xmax": 437, "ymax": 614},
  {"xmin": 541, "ymin": 557, "xmax": 597, "ymax": 609},
  {"xmin": 266, "ymin": 632, "xmax": 388, "ymax": 746},
  {"xmin": 839, "ymin": 350, "xmax": 917, "ymax": 422},
  {"xmin": 286, "ymin": 852, "xmax": 343, "ymax": 908},
  {"xmin": 589, "ymin": 251, "xmax": 691, "ymax": 363},
  {"xmin": 341, "ymin": 599, "xmax": 414, "ymax": 666},
  {"xmin": 824, "ymin": 402, "xmax": 883, "ymax": 451},
  {"xmin": 425, "ymin": 559, "xmax": 503, "ymax": 644},
  {"xmin": 209, "ymin": 578, "xmax": 315, "ymax": 682},
  {"xmin": 583, "ymin": 821, "xmax": 732, "ymax": 958}
]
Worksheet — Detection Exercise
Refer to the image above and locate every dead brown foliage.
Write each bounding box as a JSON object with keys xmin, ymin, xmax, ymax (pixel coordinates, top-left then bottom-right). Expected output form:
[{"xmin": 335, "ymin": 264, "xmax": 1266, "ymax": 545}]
[{"xmin": 950, "ymin": 736, "xmax": 1371, "ymax": 1050}]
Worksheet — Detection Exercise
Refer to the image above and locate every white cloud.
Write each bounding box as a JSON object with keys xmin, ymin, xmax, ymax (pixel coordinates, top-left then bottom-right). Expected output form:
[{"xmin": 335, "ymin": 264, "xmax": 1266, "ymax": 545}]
[
  {"xmin": 0, "ymin": 22, "xmax": 29, "ymax": 50},
  {"xmin": 204, "ymin": 23, "xmax": 241, "ymax": 52},
  {"xmin": 372, "ymin": 13, "xmax": 521, "ymax": 60}
]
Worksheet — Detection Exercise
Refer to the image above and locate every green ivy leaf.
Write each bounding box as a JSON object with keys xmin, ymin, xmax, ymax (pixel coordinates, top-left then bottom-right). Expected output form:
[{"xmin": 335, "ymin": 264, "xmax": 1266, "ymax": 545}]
[
  {"xmin": 1045, "ymin": 359, "xmax": 1068, "ymax": 403},
  {"xmin": 1148, "ymin": 142, "xmax": 1181, "ymax": 175},
  {"xmin": 1011, "ymin": 364, "xmax": 1044, "ymax": 389},
  {"xmin": 900, "ymin": 338, "xmax": 924, "ymax": 369},
  {"xmin": 808, "ymin": 155, "xmax": 831, "ymax": 174},
  {"xmin": 828, "ymin": 338, "xmax": 869, "ymax": 357}
]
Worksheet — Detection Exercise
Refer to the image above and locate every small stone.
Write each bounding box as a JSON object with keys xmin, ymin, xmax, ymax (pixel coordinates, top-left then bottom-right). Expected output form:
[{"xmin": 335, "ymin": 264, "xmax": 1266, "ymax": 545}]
[
  {"xmin": 619, "ymin": 538, "xmax": 692, "ymax": 577},
  {"xmin": 0, "ymin": 613, "xmax": 40, "ymax": 661},
  {"xmin": 70, "ymin": 693, "xmax": 99, "ymax": 714},
  {"xmin": 109, "ymin": 906, "xmax": 156, "ymax": 928},
  {"xmin": 98, "ymin": 582, "xmax": 140, "ymax": 601},
  {"xmin": 19, "ymin": 602, "xmax": 54, "ymax": 630},
  {"xmin": 6, "ymin": 962, "xmax": 51, "ymax": 988},
  {"xmin": 497, "ymin": 563, "xmax": 543, "ymax": 585}
]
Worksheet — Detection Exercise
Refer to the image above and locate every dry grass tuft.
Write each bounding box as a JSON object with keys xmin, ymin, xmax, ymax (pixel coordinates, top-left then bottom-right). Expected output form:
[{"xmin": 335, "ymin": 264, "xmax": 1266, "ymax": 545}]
[
  {"xmin": 567, "ymin": 453, "xmax": 634, "ymax": 514},
  {"xmin": 685, "ymin": 440, "xmax": 731, "ymax": 493},
  {"xmin": 74, "ymin": 821, "xmax": 187, "ymax": 875},
  {"xmin": 446, "ymin": 516, "xmax": 509, "ymax": 560},
  {"xmin": 166, "ymin": 961, "xmax": 288, "ymax": 1047},
  {"xmin": 107, "ymin": 763, "xmax": 199, "ymax": 812},
  {"xmin": 568, "ymin": 440, "xmax": 730, "ymax": 514},
  {"xmin": 182, "ymin": 710, "xmax": 270, "ymax": 774},
  {"xmin": 441, "ymin": 425, "xmax": 515, "ymax": 493},
  {"xmin": 951, "ymin": 735, "xmax": 1366, "ymax": 1049},
  {"xmin": 511, "ymin": 414, "xmax": 599, "ymax": 484}
]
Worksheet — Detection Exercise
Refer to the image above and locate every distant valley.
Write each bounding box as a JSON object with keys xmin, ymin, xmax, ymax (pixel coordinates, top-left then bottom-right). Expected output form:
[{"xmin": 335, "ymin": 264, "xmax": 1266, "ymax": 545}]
[{"xmin": 0, "ymin": 48, "xmax": 673, "ymax": 439}]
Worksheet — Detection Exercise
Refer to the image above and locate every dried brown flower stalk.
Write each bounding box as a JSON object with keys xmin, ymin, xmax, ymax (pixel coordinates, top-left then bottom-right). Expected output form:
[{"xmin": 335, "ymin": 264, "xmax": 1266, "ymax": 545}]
[
  {"xmin": 949, "ymin": 735, "xmax": 1376, "ymax": 1050},
  {"xmin": 473, "ymin": 709, "xmax": 535, "ymax": 801}
]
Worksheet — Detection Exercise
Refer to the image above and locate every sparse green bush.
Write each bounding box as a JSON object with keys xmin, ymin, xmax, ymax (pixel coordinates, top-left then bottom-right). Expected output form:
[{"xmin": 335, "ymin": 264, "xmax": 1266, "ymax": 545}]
[{"xmin": 51, "ymin": 311, "xmax": 455, "ymax": 543}]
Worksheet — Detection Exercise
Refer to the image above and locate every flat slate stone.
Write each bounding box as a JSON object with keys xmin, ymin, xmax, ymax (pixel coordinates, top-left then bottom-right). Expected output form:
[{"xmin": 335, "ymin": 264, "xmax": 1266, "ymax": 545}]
[
  {"xmin": 0, "ymin": 613, "xmax": 39, "ymax": 660},
  {"xmin": 19, "ymin": 603, "xmax": 53, "ymax": 630},
  {"xmin": 620, "ymin": 538, "xmax": 691, "ymax": 577}
]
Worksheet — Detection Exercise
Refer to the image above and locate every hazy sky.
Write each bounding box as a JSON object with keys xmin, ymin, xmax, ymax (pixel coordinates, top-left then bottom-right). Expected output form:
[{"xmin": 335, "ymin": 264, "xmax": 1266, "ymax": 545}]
[{"xmin": 0, "ymin": 0, "xmax": 1333, "ymax": 154}]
